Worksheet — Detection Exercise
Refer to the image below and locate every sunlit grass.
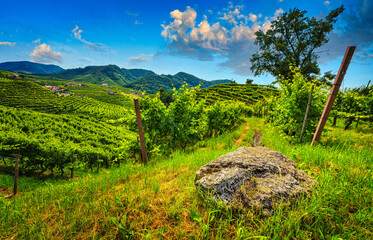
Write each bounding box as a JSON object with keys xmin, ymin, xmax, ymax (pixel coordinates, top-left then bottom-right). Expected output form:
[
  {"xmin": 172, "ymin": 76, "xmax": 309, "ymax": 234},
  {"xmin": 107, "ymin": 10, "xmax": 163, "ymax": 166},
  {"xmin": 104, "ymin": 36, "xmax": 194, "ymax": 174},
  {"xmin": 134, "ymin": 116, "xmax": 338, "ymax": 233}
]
[{"xmin": 0, "ymin": 117, "xmax": 372, "ymax": 239}]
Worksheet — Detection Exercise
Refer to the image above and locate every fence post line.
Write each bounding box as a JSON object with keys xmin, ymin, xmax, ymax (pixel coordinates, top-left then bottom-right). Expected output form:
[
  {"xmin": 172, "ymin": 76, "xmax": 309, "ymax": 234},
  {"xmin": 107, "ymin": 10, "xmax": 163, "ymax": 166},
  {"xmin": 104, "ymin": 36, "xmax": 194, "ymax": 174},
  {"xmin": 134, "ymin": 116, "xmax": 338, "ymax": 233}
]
[
  {"xmin": 13, "ymin": 154, "xmax": 19, "ymax": 196},
  {"xmin": 300, "ymin": 85, "xmax": 314, "ymax": 143},
  {"xmin": 134, "ymin": 98, "xmax": 148, "ymax": 164}
]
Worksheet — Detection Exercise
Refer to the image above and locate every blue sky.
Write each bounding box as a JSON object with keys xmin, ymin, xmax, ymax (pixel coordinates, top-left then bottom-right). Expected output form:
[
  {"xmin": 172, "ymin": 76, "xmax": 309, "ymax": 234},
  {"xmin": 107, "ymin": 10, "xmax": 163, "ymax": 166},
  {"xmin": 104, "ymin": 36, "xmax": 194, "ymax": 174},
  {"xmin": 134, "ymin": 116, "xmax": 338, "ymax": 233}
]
[{"xmin": 1, "ymin": 0, "xmax": 372, "ymax": 88}]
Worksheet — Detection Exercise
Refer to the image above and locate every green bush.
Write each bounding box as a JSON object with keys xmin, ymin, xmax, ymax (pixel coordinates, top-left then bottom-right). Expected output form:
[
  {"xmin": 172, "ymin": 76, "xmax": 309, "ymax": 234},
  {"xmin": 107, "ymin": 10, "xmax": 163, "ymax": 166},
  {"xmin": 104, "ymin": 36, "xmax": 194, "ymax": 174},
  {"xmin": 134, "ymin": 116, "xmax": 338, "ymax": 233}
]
[
  {"xmin": 266, "ymin": 67, "xmax": 327, "ymax": 141},
  {"xmin": 126, "ymin": 85, "xmax": 247, "ymax": 159}
]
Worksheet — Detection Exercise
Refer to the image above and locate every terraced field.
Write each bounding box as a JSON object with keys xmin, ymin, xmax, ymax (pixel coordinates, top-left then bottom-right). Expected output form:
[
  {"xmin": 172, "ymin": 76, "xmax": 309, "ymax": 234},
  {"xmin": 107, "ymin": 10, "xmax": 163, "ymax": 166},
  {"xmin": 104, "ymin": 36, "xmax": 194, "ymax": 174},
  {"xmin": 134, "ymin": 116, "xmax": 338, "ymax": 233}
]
[{"xmin": 196, "ymin": 83, "xmax": 278, "ymax": 105}]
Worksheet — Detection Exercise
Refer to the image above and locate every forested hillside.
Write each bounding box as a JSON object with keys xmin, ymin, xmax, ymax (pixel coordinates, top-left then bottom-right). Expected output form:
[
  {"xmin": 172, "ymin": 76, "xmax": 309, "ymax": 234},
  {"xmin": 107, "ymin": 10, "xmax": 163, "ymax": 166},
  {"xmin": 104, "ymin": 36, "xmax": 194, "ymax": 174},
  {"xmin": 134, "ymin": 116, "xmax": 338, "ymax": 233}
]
[
  {"xmin": 125, "ymin": 72, "xmax": 231, "ymax": 93},
  {"xmin": 41, "ymin": 64, "xmax": 232, "ymax": 93},
  {"xmin": 51, "ymin": 65, "xmax": 143, "ymax": 86},
  {"xmin": 0, "ymin": 61, "xmax": 64, "ymax": 74}
]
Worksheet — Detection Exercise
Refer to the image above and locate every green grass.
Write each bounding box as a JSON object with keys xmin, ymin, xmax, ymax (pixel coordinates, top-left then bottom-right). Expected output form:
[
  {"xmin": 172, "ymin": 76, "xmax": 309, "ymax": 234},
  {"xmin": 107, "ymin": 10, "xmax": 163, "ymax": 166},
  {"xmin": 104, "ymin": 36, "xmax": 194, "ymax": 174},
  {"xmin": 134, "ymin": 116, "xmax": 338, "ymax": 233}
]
[{"xmin": 0, "ymin": 117, "xmax": 372, "ymax": 239}]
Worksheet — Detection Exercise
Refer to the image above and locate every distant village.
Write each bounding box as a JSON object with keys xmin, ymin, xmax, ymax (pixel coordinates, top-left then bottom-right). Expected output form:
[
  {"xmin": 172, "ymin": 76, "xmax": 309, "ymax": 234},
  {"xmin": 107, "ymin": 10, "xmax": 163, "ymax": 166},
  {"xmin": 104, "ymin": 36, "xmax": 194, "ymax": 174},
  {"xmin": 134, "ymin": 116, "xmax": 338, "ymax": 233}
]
[
  {"xmin": 99, "ymin": 83, "xmax": 145, "ymax": 97},
  {"xmin": 44, "ymin": 83, "xmax": 86, "ymax": 96},
  {"xmin": 4, "ymin": 72, "xmax": 146, "ymax": 97},
  {"xmin": 43, "ymin": 82, "xmax": 145, "ymax": 97}
]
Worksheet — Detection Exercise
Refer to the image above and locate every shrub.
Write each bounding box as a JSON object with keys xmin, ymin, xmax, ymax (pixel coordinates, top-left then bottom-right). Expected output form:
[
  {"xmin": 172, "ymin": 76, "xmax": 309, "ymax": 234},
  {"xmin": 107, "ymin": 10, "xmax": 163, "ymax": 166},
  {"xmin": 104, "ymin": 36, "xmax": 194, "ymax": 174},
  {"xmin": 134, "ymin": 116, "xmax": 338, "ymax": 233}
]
[{"xmin": 266, "ymin": 67, "xmax": 327, "ymax": 141}]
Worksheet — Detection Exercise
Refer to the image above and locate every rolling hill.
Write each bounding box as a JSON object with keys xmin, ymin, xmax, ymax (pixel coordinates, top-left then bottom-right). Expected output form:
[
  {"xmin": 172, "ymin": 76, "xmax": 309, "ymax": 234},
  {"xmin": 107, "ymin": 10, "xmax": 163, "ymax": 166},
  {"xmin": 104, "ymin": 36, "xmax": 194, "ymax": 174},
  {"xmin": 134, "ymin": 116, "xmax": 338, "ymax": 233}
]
[
  {"xmin": 1, "ymin": 62, "xmax": 233, "ymax": 93},
  {"xmin": 48, "ymin": 65, "xmax": 232, "ymax": 93},
  {"xmin": 124, "ymin": 72, "xmax": 232, "ymax": 93},
  {"xmin": 196, "ymin": 83, "xmax": 279, "ymax": 105},
  {"xmin": 0, "ymin": 61, "xmax": 64, "ymax": 74},
  {"xmin": 50, "ymin": 65, "xmax": 154, "ymax": 86}
]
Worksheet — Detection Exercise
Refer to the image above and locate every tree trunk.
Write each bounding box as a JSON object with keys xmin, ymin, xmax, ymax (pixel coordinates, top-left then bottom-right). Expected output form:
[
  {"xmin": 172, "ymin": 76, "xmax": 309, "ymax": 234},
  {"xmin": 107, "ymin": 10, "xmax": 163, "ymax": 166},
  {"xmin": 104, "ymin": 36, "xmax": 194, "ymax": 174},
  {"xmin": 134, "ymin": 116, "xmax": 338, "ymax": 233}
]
[
  {"xmin": 13, "ymin": 154, "xmax": 19, "ymax": 195},
  {"xmin": 332, "ymin": 116, "xmax": 338, "ymax": 127},
  {"xmin": 344, "ymin": 117, "xmax": 355, "ymax": 130}
]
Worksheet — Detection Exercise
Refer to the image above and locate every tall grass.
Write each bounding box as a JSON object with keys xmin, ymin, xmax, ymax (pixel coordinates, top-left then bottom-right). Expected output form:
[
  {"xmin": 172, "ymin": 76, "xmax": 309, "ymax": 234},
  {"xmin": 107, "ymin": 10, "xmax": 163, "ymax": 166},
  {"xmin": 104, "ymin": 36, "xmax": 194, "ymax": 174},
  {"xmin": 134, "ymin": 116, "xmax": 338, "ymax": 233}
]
[{"xmin": 0, "ymin": 117, "xmax": 372, "ymax": 239}]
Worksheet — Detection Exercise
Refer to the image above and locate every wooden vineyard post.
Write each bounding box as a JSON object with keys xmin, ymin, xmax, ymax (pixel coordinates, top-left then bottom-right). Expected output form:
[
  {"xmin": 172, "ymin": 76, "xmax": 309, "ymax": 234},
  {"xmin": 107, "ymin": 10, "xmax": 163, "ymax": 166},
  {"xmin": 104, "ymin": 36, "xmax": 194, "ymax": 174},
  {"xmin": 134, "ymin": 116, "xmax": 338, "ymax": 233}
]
[
  {"xmin": 134, "ymin": 98, "xmax": 147, "ymax": 164},
  {"xmin": 300, "ymin": 85, "xmax": 314, "ymax": 143},
  {"xmin": 13, "ymin": 154, "xmax": 19, "ymax": 196},
  {"xmin": 311, "ymin": 46, "xmax": 356, "ymax": 146},
  {"xmin": 137, "ymin": 135, "xmax": 143, "ymax": 163}
]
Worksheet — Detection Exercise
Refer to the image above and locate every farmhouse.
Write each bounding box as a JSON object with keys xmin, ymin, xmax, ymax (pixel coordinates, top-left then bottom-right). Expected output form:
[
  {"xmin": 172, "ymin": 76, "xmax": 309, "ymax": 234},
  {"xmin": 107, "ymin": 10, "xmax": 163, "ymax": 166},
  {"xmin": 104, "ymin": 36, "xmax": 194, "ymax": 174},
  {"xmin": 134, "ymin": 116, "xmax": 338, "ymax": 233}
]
[
  {"xmin": 8, "ymin": 73, "xmax": 19, "ymax": 78},
  {"xmin": 101, "ymin": 83, "xmax": 109, "ymax": 87},
  {"xmin": 60, "ymin": 89, "xmax": 70, "ymax": 96}
]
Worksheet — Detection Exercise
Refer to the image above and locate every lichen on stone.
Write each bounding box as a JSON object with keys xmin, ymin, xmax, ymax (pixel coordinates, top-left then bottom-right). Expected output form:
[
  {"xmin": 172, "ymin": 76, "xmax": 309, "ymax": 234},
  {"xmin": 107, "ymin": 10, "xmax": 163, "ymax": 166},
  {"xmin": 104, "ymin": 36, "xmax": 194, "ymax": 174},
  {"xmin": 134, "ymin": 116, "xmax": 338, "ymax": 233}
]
[{"xmin": 195, "ymin": 147, "xmax": 316, "ymax": 215}]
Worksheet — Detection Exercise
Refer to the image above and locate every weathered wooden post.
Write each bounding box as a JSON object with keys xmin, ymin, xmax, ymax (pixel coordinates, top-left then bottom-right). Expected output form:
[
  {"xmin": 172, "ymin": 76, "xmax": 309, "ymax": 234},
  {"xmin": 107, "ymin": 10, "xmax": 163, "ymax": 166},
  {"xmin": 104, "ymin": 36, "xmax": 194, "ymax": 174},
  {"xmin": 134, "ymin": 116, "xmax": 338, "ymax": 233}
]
[
  {"xmin": 134, "ymin": 99, "xmax": 147, "ymax": 164},
  {"xmin": 311, "ymin": 46, "xmax": 356, "ymax": 146},
  {"xmin": 300, "ymin": 85, "xmax": 314, "ymax": 142},
  {"xmin": 13, "ymin": 154, "xmax": 19, "ymax": 196}
]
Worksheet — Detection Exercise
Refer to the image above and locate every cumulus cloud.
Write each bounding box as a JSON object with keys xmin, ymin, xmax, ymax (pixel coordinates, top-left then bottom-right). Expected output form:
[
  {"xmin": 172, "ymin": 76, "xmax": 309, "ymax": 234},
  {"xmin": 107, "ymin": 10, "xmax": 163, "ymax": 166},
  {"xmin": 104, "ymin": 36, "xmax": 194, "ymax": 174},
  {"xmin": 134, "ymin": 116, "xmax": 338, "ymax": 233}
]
[
  {"xmin": 71, "ymin": 25, "xmax": 107, "ymax": 51},
  {"xmin": 162, "ymin": 1, "xmax": 373, "ymax": 75},
  {"xmin": 161, "ymin": 5, "xmax": 282, "ymax": 74},
  {"xmin": 0, "ymin": 41, "xmax": 16, "ymax": 47},
  {"xmin": 323, "ymin": 1, "xmax": 330, "ymax": 6},
  {"xmin": 219, "ymin": 5, "xmax": 248, "ymax": 26},
  {"xmin": 128, "ymin": 53, "xmax": 154, "ymax": 65},
  {"xmin": 29, "ymin": 43, "xmax": 63, "ymax": 63}
]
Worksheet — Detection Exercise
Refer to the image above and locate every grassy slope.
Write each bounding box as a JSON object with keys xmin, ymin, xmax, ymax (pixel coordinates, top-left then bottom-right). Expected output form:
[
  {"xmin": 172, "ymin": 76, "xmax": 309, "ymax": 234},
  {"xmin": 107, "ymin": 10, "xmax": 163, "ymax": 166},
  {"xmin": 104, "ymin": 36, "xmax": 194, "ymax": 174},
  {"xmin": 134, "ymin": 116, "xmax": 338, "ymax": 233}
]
[{"xmin": 0, "ymin": 118, "xmax": 372, "ymax": 239}]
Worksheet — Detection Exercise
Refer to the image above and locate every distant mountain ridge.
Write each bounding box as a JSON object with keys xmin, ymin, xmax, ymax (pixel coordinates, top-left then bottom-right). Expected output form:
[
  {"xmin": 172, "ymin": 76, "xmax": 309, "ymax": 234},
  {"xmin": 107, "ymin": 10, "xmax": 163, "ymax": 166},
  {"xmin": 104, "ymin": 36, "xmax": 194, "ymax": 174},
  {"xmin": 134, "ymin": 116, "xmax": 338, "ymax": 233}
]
[
  {"xmin": 0, "ymin": 61, "xmax": 232, "ymax": 93},
  {"xmin": 126, "ymin": 72, "xmax": 232, "ymax": 93},
  {"xmin": 50, "ymin": 65, "xmax": 156, "ymax": 86},
  {"xmin": 50, "ymin": 64, "xmax": 232, "ymax": 93},
  {"xmin": 0, "ymin": 61, "xmax": 64, "ymax": 74}
]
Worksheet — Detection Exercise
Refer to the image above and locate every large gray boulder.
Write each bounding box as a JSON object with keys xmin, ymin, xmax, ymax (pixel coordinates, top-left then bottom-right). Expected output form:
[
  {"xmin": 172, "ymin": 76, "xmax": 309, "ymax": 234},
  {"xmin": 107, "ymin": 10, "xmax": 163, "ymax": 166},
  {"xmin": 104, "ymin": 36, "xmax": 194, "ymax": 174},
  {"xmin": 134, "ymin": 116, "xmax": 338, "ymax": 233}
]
[{"xmin": 195, "ymin": 147, "xmax": 316, "ymax": 215}]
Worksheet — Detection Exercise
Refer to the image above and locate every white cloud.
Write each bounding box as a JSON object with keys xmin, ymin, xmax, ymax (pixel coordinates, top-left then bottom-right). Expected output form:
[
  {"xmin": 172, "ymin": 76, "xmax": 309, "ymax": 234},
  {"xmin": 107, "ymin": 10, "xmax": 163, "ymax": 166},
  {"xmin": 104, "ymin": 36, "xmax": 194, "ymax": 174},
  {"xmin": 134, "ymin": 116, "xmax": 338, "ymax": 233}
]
[
  {"xmin": 32, "ymin": 38, "xmax": 41, "ymax": 44},
  {"xmin": 249, "ymin": 13, "xmax": 258, "ymax": 23},
  {"xmin": 219, "ymin": 5, "xmax": 248, "ymax": 26},
  {"xmin": 72, "ymin": 25, "xmax": 83, "ymax": 40},
  {"xmin": 29, "ymin": 43, "xmax": 63, "ymax": 63},
  {"xmin": 0, "ymin": 41, "xmax": 16, "ymax": 47},
  {"xmin": 161, "ymin": 5, "xmax": 284, "ymax": 74},
  {"xmin": 134, "ymin": 20, "xmax": 143, "ymax": 25},
  {"xmin": 128, "ymin": 53, "xmax": 154, "ymax": 65},
  {"xmin": 323, "ymin": 1, "xmax": 330, "ymax": 6},
  {"xmin": 71, "ymin": 25, "xmax": 107, "ymax": 51},
  {"xmin": 272, "ymin": 8, "xmax": 284, "ymax": 20},
  {"xmin": 318, "ymin": 0, "xmax": 373, "ymax": 65}
]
